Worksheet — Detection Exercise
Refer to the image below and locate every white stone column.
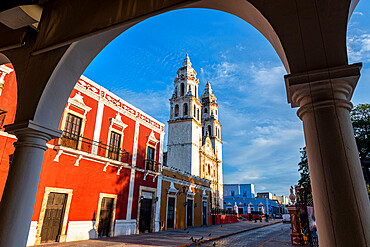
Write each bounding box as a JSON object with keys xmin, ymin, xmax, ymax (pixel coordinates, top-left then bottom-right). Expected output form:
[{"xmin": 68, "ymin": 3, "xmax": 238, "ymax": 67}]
[
  {"xmin": 126, "ymin": 120, "xmax": 140, "ymax": 220},
  {"xmin": 154, "ymin": 175, "xmax": 162, "ymax": 232},
  {"xmin": 0, "ymin": 121, "xmax": 61, "ymax": 247},
  {"xmin": 285, "ymin": 63, "xmax": 370, "ymax": 246},
  {"xmin": 91, "ymin": 100, "xmax": 104, "ymax": 154}
]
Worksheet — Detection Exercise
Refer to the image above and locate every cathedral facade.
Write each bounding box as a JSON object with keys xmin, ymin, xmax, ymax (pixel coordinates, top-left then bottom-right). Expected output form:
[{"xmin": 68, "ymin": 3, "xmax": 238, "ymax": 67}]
[{"xmin": 166, "ymin": 55, "xmax": 223, "ymax": 209}]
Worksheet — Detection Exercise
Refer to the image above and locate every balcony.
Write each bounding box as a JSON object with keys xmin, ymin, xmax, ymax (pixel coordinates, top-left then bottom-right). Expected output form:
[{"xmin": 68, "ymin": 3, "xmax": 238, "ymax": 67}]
[
  {"xmin": 56, "ymin": 131, "xmax": 129, "ymax": 163},
  {"xmin": 144, "ymin": 159, "xmax": 160, "ymax": 172}
]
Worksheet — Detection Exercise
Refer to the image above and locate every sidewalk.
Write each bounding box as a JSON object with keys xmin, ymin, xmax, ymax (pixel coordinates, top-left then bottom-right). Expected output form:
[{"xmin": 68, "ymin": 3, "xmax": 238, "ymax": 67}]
[{"xmin": 35, "ymin": 220, "xmax": 283, "ymax": 247}]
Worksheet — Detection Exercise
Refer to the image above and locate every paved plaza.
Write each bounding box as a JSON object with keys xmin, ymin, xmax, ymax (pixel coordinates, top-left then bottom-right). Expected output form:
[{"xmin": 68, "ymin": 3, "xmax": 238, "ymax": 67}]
[
  {"xmin": 201, "ymin": 222, "xmax": 292, "ymax": 247},
  {"xmin": 34, "ymin": 220, "xmax": 293, "ymax": 247}
]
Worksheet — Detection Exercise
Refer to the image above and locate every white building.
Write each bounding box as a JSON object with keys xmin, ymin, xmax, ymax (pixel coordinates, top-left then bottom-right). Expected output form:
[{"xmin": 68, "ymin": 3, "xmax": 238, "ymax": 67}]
[
  {"xmin": 166, "ymin": 54, "xmax": 223, "ymax": 209},
  {"xmin": 273, "ymin": 195, "xmax": 290, "ymax": 206}
]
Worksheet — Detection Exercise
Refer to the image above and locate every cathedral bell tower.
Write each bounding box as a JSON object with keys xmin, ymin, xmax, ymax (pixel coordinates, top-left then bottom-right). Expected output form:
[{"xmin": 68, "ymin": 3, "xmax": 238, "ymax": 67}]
[
  {"xmin": 167, "ymin": 54, "xmax": 203, "ymax": 176},
  {"xmin": 201, "ymin": 82, "xmax": 222, "ymax": 161},
  {"xmin": 200, "ymin": 82, "xmax": 223, "ymax": 207}
]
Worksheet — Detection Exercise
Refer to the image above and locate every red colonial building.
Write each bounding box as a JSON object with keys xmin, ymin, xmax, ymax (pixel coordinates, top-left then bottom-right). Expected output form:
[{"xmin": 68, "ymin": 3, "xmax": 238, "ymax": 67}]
[{"xmin": 0, "ymin": 64, "xmax": 165, "ymax": 245}]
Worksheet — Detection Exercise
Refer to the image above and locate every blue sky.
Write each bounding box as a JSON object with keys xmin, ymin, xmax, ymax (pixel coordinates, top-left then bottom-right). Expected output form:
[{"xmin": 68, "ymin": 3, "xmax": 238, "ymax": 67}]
[{"xmin": 84, "ymin": 2, "xmax": 370, "ymax": 197}]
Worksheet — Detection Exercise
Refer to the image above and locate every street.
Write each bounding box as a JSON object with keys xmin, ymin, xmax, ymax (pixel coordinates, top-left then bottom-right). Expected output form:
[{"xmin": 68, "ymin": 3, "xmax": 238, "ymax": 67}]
[
  {"xmin": 201, "ymin": 223, "xmax": 292, "ymax": 247},
  {"xmin": 32, "ymin": 221, "xmax": 293, "ymax": 247}
]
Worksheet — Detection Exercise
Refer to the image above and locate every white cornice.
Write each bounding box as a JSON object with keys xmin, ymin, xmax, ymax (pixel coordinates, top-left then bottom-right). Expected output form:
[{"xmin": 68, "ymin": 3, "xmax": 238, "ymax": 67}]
[
  {"xmin": 75, "ymin": 83, "xmax": 165, "ymax": 134},
  {"xmin": 53, "ymin": 145, "xmax": 130, "ymax": 170},
  {"xmin": 162, "ymin": 176, "xmax": 211, "ymax": 191},
  {"xmin": 0, "ymin": 65, "xmax": 14, "ymax": 74},
  {"xmin": 163, "ymin": 166, "xmax": 211, "ymax": 183},
  {"xmin": 0, "ymin": 130, "xmax": 16, "ymax": 139},
  {"xmin": 78, "ymin": 75, "xmax": 165, "ymax": 132}
]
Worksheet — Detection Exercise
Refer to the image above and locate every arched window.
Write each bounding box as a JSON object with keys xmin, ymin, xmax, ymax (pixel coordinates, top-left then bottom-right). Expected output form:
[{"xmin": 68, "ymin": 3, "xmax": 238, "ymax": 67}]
[
  {"xmin": 180, "ymin": 83, "xmax": 185, "ymax": 96},
  {"xmin": 194, "ymin": 105, "xmax": 196, "ymax": 117},
  {"xmin": 197, "ymin": 109, "xmax": 200, "ymax": 120},
  {"xmin": 175, "ymin": 105, "xmax": 179, "ymax": 117},
  {"xmin": 208, "ymin": 125, "xmax": 212, "ymax": 136},
  {"xmin": 218, "ymin": 128, "xmax": 220, "ymax": 138},
  {"xmin": 195, "ymin": 86, "xmax": 197, "ymax": 98},
  {"xmin": 183, "ymin": 103, "xmax": 188, "ymax": 116},
  {"xmin": 204, "ymin": 108, "xmax": 208, "ymax": 114}
]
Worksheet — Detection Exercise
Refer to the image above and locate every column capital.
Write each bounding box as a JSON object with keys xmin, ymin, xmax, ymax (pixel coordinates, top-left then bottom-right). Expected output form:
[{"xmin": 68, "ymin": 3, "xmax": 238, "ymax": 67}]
[
  {"xmin": 4, "ymin": 120, "xmax": 62, "ymax": 150},
  {"xmin": 285, "ymin": 63, "xmax": 362, "ymax": 119}
]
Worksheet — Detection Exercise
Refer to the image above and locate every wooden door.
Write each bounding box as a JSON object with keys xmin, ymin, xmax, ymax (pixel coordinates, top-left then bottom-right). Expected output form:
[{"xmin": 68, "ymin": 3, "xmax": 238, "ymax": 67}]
[
  {"xmin": 98, "ymin": 197, "xmax": 114, "ymax": 237},
  {"xmin": 139, "ymin": 198, "xmax": 152, "ymax": 233},
  {"xmin": 167, "ymin": 197, "xmax": 175, "ymax": 229},
  {"xmin": 187, "ymin": 199, "xmax": 193, "ymax": 227},
  {"xmin": 202, "ymin": 201, "xmax": 207, "ymax": 225},
  {"xmin": 40, "ymin": 193, "xmax": 67, "ymax": 243}
]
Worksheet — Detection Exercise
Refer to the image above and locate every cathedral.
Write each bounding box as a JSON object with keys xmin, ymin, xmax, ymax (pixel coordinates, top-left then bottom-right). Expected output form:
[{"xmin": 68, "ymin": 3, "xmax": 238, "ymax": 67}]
[{"xmin": 166, "ymin": 54, "xmax": 223, "ymax": 209}]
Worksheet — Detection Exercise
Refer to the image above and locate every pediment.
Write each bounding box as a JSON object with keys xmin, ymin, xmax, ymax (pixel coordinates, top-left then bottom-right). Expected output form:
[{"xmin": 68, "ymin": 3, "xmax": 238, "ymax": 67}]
[
  {"xmin": 68, "ymin": 92, "xmax": 92, "ymax": 112},
  {"xmin": 202, "ymin": 137, "xmax": 215, "ymax": 156}
]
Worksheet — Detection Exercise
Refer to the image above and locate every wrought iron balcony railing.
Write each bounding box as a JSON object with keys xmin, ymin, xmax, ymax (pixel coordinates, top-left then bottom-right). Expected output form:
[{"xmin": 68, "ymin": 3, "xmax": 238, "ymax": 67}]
[
  {"xmin": 58, "ymin": 131, "xmax": 129, "ymax": 163},
  {"xmin": 0, "ymin": 110, "xmax": 7, "ymax": 129},
  {"xmin": 144, "ymin": 159, "xmax": 160, "ymax": 172}
]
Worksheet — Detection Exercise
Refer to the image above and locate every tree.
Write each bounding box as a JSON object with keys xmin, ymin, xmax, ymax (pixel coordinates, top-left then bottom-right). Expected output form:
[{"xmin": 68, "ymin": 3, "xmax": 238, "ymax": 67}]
[
  {"xmin": 351, "ymin": 103, "xmax": 370, "ymax": 197},
  {"xmin": 351, "ymin": 104, "xmax": 370, "ymax": 160},
  {"xmin": 297, "ymin": 147, "xmax": 312, "ymax": 200}
]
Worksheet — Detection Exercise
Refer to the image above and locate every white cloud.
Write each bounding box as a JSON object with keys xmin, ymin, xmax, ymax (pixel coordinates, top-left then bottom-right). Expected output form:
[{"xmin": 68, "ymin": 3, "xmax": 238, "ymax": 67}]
[
  {"xmin": 112, "ymin": 87, "xmax": 171, "ymax": 119},
  {"xmin": 207, "ymin": 61, "xmax": 303, "ymax": 196},
  {"xmin": 249, "ymin": 64, "xmax": 285, "ymax": 87},
  {"xmin": 199, "ymin": 60, "xmax": 286, "ymax": 105},
  {"xmin": 236, "ymin": 44, "xmax": 246, "ymax": 51},
  {"xmin": 347, "ymin": 33, "xmax": 370, "ymax": 63},
  {"xmin": 353, "ymin": 12, "xmax": 364, "ymax": 16}
]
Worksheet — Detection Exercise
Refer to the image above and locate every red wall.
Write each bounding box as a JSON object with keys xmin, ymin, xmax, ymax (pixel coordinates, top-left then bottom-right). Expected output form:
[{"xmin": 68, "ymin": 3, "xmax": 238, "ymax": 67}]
[
  {"xmin": 0, "ymin": 64, "xmax": 17, "ymax": 197},
  {"xmin": 211, "ymin": 215, "xmax": 239, "ymax": 225},
  {"xmin": 130, "ymin": 124, "xmax": 161, "ymax": 219},
  {"xmin": 0, "ymin": 64, "xmax": 164, "ymax": 226},
  {"xmin": 32, "ymin": 151, "xmax": 131, "ymax": 221},
  {"xmin": 101, "ymin": 104, "xmax": 136, "ymax": 165},
  {"xmin": 0, "ymin": 64, "xmax": 17, "ymax": 128}
]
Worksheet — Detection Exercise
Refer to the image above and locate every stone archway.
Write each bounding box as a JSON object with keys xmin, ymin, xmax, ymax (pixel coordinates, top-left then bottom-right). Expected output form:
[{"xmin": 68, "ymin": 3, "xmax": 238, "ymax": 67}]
[{"xmin": 0, "ymin": 1, "xmax": 368, "ymax": 246}]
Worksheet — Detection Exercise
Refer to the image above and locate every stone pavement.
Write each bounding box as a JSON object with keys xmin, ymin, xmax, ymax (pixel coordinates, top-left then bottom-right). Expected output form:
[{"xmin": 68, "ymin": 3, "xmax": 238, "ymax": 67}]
[
  {"xmin": 201, "ymin": 222, "xmax": 292, "ymax": 247},
  {"xmin": 35, "ymin": 220, "xmax": 284, "ymax": 247}
]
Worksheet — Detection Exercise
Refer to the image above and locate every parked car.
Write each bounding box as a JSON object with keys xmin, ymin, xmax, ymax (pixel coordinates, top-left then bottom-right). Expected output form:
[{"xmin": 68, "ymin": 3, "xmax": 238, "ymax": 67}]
[
  {"xmin": 282, "ymin": 214, "xmax": 291, "ymax": 223},
  {"xmin": 274, "ymin": 214, "xmax": 283, "ymax": 219}
]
